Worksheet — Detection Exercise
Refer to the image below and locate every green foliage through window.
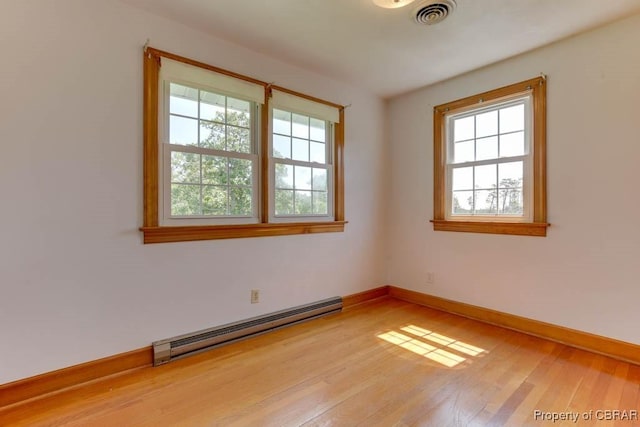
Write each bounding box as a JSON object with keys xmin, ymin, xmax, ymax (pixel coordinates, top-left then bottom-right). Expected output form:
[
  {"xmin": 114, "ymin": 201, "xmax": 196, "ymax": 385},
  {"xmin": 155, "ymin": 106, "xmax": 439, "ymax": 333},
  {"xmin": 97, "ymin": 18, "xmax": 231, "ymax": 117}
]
[{"xmin": 168, "ymin": 84, "xmax": 254, "ymax": 217}]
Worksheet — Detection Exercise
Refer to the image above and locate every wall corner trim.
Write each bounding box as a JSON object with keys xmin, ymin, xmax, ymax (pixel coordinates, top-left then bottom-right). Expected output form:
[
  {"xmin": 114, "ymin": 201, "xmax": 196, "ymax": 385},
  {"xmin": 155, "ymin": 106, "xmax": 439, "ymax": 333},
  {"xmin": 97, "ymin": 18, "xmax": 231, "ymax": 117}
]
[
  {"xmin": 4, "ymin": 285, "xmax": 638, "ymax": 409},
  {"xmin": 388, "ymin": 286, "xmax": 640, "ymax": 366},
  {"xmin": 0, "ymin": 287, "xmax": 388, "ymax": 408},
  {"xmin": 0, "ymin": 347, "xmax": 153, "ymax": 409},
  {"xmin": 343, "ymin": 286, "xmax": 390, "ymax": 308}
]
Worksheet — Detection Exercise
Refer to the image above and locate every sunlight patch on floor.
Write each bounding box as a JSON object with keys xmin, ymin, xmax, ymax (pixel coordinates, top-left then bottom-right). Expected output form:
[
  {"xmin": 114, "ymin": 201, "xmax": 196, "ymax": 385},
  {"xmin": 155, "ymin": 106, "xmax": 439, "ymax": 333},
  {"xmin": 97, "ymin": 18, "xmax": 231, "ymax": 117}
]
[{"xmin": 377, "ymin": 324, "xmax": 486, "ymax": 368}]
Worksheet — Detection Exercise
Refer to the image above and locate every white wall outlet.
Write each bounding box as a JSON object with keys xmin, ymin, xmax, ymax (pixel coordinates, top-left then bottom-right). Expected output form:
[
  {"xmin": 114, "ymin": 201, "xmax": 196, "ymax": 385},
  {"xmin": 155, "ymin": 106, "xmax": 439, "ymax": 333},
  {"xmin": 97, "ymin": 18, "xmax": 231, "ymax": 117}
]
[
  {"xmin": 426, "ymin": 272, "xmax": 435, "ymax": 284},
  {"xmin": 251, "ymin": 289, "xmax": 260, "ymax": 304}
]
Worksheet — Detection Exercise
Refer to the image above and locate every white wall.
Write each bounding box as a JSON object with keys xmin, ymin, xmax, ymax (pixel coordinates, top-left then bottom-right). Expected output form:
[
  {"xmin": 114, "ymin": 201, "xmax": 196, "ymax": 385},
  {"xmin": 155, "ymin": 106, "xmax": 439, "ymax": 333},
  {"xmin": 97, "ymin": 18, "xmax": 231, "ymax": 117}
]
[
  {"xmin": 387, "ymin": 13, "xmax": 640, "ymax": 345},
  {"xmin": 0, "ymin": 0, "xmax": 387, "ymax": 384}
]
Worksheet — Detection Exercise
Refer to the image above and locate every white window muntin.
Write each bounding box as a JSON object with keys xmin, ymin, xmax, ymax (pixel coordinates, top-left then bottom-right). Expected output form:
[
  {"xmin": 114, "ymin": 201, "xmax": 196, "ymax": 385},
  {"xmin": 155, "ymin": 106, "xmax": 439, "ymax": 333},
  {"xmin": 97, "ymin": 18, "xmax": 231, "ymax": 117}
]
[
  {"xmin": 161, "ymin": 145, "xmax": 260, "ymax": 225},
  {"xmin": 268, "ymin": 107, "xmax": 334, "ymax": 222},
  {"xmin": 159, "ymin": 78, "xmax": 261, "ymax": 226},
  {"xmin": 269, "ymin": 158, "xmax": 334, "ymax": 222},
  {"xmin": 444, "ymin": 94, "xmax": 533, "ymax": 222}
]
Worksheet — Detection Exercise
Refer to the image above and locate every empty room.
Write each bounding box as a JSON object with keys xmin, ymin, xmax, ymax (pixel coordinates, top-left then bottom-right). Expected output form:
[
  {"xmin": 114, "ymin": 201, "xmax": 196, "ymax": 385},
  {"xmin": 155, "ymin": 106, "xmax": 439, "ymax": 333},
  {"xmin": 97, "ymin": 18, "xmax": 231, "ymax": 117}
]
[{"xmin": 1, "ymin": 0, "xmax": 640, "ymax": 425}]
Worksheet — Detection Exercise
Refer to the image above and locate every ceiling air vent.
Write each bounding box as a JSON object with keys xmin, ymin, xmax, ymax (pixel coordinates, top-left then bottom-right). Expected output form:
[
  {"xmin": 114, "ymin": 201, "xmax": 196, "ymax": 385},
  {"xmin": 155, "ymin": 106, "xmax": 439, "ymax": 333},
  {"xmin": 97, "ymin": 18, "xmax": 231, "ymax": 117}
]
[{"xmin": 413, "ymin": 0, "xmax": 456, "ymax": 25}]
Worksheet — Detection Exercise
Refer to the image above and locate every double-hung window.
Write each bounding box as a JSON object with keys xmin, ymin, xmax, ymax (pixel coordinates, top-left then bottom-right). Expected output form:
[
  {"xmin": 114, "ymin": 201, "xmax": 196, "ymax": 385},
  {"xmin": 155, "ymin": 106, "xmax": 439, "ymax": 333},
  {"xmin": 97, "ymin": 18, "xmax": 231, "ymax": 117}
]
[
  {"xmin": 432, "ymin": 77, "xmax": 548, "ymax": 236},
  {"xmin": 163, "ymin": 81, "xmax": 260, "ymax": 224},
  {"xmin": 270, "ymin": 90, "xmax": 339, "ymax": 222},
  {"xmin": 141, "ymin": 48, "xmax": 345, "ymax": 243}
]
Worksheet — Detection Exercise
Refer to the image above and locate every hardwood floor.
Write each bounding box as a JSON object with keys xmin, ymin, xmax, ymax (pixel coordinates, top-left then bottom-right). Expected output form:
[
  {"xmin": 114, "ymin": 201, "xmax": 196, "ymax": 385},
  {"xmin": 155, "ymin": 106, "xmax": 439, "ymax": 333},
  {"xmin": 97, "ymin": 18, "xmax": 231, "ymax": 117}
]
[{"xmin": 1, "ymin": 297, "xmax": 639, "ymax": 426}]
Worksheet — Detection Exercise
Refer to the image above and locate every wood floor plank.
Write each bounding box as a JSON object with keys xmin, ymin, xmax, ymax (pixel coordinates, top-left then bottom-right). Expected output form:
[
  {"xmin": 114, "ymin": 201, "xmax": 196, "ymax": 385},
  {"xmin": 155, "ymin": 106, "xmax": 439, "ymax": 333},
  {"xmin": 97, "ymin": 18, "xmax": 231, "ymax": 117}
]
[
  {"xmin": 616, "ymin": 365, "xmax": 640, "ymax": 427},
  {"xmin": 2, "ymin": 297, "xmax": 639, "ymax": 427}
]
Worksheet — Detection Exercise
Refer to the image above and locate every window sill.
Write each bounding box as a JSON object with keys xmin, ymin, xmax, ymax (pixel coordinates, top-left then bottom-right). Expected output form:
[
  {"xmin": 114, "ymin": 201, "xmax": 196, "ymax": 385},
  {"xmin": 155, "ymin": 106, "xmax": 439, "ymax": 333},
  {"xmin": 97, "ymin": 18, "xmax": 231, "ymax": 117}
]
[
  {"xmin": 140, "ymin": 221, "xmax": 347, "ymax": 244},
  {"xmin": 431, "ymin": 220, "xmax": 549, "ymax": 237}
]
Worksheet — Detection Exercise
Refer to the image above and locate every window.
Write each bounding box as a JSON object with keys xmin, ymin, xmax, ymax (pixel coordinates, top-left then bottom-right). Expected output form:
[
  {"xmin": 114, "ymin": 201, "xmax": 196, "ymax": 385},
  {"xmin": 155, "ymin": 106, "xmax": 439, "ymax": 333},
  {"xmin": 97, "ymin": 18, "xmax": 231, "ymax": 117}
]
[
  {"xmin": 270, "ymin": 88, "xmax": 339, "ymax": 222},
  {"xmin": 271, "ymin": 109, "xmax": 332, "ymax": 218},
  {"xmin": 141, "ymin": 48, "xmax": 345, "ymax": 243},
  {"xmin": 432, "ymin": 77, "xmax": 548, "ymax": 236},
  {"xmin": 164, "ymin": 82, "xmax": 259, "ymax": 225}
]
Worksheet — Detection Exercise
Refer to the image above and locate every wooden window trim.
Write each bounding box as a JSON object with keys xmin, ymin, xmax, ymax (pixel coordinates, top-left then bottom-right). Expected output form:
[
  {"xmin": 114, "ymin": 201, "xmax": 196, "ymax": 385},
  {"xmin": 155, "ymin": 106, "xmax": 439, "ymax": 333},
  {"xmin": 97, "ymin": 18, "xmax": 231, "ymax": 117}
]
[
  {"xmin": 432, "ymin": 77, "xmax": 549, "ymax": 237},
  {"xmin": 140, "ymin": 221, "xmax": 347, "ymax": 244},
  {"xmin": 141, "ymin": 47, "xmax": 346, "ymax": 243}
]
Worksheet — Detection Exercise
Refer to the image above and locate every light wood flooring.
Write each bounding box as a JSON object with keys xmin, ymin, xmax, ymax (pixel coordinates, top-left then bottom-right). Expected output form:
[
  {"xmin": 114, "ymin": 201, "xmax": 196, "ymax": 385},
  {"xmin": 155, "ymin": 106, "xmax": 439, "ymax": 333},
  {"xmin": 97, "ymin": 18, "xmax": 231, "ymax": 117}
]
[{"xmin": 1, "ymin": 297, "xmax": 639, "ymax": 426}]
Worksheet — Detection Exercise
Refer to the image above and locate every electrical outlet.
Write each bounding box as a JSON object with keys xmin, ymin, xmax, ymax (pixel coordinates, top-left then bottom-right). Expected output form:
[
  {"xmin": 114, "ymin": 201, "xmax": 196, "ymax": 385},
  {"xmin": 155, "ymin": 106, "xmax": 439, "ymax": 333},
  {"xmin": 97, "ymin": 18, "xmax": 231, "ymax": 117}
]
[
  {"xmin": 251, "ymin": 289, "xmax": 260, "ymax": 304},
  {"xmin": 426, "ymin": 272, "xmax": 435, "ymax": 285}
]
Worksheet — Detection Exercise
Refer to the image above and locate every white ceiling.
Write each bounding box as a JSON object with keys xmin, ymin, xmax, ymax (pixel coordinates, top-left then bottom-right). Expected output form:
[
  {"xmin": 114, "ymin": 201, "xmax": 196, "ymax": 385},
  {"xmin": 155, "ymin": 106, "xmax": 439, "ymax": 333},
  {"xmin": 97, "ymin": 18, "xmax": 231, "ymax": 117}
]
[{"xmin": 122, "ymin": 0, "xmax": 640, "ymax": 98}]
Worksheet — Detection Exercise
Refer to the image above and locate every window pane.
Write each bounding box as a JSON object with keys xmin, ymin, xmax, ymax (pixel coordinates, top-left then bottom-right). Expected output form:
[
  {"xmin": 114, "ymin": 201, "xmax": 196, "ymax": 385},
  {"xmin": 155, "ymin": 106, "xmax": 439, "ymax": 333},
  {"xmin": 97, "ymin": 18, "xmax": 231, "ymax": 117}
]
[
  {"xmin": 170, "ymin": 115, "xmax": 198, "ymax": 146},
  {"xmin": 499, "ymin": 104, "xmax": 524, "ymax": 133},
  {"xmin": 229, "ymin": 187, "xmax": 252, "ymax": 216},
  {"xmin": 474, "ymin": 164, "xmax": 497, "ymax": 189},
  {"xmin": 273, "ymin": 109, "xmax": 291, "ymax": 135},
  {"xmin": 171, "ymin": 152, "xmax": 200, "ymax": 184},
  {"xmin": 292, "ymin": 138, "xmax": 309, "ymax": 162},
  {"xmin": 312, "ymin": 168, "xmax": 327, "ymax": 191},
  {"xmin": 171, "ymin": 184, "xmax": 201, "ymax": 216},
  {"xmin": 476, "ymin": 110, "xmax": 497, "ymax": 138},
  {"xmin": 199, "ymin": 121, "xmax": 225, "ymax": 150},
  {"xmin": 227, "ymin": 126, "xmax": 251, "ymax": 153},
  {"xmin": 476, "ymin": 136, "xmax": 498, "ymax": 161},
  {"xmin": 452, "ymin": 191, "xmax": 473, "ymax": 214},
  {"xmin": 310, "ymin": 118, "xmax": 326, "ymax": 142},
  {"xmin": 310, "ymin": 142, "xmax": 326, "ymax": 164},
  {"xmin": 500, "ymin": 131, "xmax": 525, "ymax": 157},
  {"xmin": 170, "ymin": 83, "xmax": 198, "ymax": 117},
  {"xmin": 292, "ymin": 113, "xmax": 309, "ymax": 139},
  {"xmin": 295, "ymin": 191, "xmax": 312, "ymax": 214},
  {"xmin": 270, "ymin": 109, "xmax": 332, "ymax": 218},
  {"xmin": 453, "ymin": 140, "xmax": 474, "ymax": 163},
  {"xmin": 226, "ymin": 97, "xmax": 250, "ymax": 128},
  {"xmin": 273, "ymin": 134, "xmax": 291, "ymax": 159},
  {"xmin": 275, "ymin": 189, "xmax": 294, "ymax": 215},
  {"xmin": 452, "ymin": 167, "xmax": 472, "ymax": 191},
  {"xmin": 202, "ymin": 155, "xmax": 227, "ymax": 185},
  {"xmin": 498, "ymin": 188, "xmax": 523, "ymax": 215},
  {"xmin": 199, "ymin": 91, "xmax": 225, "ymax": 122},
  {"xmin": 295, "ymin": 166, "xmax": 312, "ymax": 190},
  {"xmin": 202, "ymin": 185, "xmax": 227, "ymax": 216},
  {"xmin": 275, "ymin": 163, "xmax": 293, "ymax": 189},
  {"xmin": 454, "ymin": 116, "xmax": 474, "ymax": 142},
  {"xmin": 498, "ymin": 161, "xmax": 523, "ymax": 187},
  {"xmin": 497, "ymin": 162, "xmax": 524, "ymax": 215},
  {"xmin": 475, "ymin": 189, "xmax": 498, "ymax": 214},
  {"xmin": 229, "ymin": 158, "xmax": 252, "ymax": 186},
  {"xmin": 313, "ymin": 191, "xmax": 328, "ymax": 215}
]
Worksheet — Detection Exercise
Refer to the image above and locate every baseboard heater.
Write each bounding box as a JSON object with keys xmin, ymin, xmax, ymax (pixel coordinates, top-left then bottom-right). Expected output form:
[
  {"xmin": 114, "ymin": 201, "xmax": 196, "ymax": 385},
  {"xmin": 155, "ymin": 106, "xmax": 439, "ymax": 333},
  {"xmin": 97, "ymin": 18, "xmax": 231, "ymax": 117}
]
[{"xmin": 152, "ymin": 296, "xmax": 343, "ymax": 366}]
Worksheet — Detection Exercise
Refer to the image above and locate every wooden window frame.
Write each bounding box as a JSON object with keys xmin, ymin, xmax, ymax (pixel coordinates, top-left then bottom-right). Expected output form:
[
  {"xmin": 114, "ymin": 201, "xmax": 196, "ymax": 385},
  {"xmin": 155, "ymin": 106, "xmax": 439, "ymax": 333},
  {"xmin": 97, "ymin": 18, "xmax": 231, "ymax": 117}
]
[
  {"xmin": 432, "ymin": 77, "xmax": 548, "ymax": 237},
  {"xmin": 140, "ymin": 48, "xmax": 346, "ymax": 244}
]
